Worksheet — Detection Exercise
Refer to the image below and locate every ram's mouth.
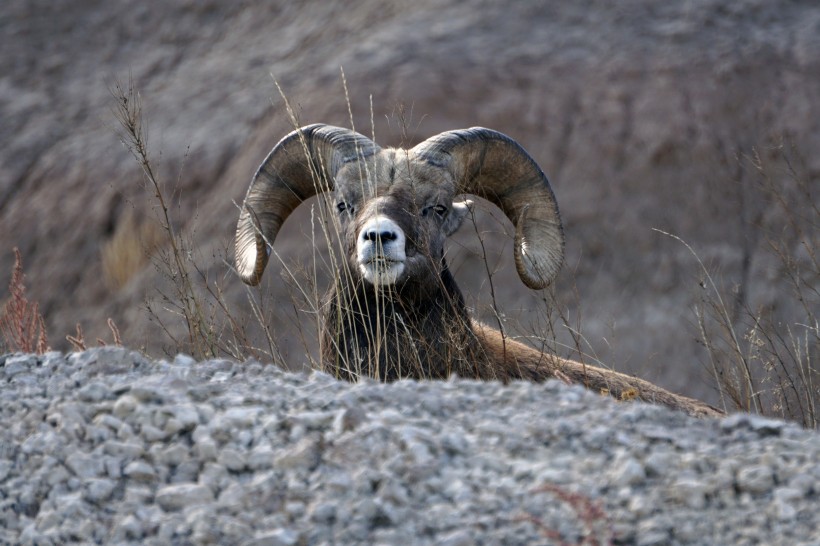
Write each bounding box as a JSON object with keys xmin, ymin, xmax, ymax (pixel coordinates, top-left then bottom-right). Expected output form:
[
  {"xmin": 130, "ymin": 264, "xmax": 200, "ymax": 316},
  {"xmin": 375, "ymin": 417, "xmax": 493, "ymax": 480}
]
[{"xmin": 359, "ymin": 257, "xmax": 405, "ymax": 285}]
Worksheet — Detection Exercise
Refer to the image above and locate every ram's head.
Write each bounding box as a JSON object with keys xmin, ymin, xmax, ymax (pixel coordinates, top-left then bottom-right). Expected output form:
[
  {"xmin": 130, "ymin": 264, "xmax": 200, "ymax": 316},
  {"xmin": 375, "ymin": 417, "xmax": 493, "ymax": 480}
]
[{"xmin": 235, "ymin": 124, "xmax": 564, "ymax": 291}]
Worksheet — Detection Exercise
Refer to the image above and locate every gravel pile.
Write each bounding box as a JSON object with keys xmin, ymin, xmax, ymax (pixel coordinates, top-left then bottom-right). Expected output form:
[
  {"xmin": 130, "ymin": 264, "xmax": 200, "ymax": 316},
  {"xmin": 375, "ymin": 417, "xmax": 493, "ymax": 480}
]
[{"xmin": 1, "ymin": 347, "xmax": 818, "ymax": 545}]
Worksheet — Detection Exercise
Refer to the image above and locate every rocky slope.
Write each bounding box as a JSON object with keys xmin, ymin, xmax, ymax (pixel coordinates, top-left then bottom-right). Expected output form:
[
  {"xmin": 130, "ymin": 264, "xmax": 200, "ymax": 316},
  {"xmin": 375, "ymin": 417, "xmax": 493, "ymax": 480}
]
[{"xmin": 1, "ymin": 348, "xmax": 818, "ymax": 545}]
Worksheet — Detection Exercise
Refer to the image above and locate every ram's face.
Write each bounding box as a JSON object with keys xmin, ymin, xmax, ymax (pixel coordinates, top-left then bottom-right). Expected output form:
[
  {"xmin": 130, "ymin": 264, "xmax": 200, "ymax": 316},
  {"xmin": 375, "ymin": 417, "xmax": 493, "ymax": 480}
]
[{"xmin": 331, "ymin": 151, "xmax": 472, "ymax": 287}]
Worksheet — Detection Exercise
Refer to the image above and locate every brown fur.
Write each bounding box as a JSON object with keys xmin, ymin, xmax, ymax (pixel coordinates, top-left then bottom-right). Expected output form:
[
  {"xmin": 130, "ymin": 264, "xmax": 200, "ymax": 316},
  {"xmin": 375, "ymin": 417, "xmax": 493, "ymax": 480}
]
[
  {"xmin": 320, "ymin": 256, "xmax": 723, "ymax": 418},
  {"xmin": 471, "ymin": 324, "xmax": 724, "ymax": 418}
]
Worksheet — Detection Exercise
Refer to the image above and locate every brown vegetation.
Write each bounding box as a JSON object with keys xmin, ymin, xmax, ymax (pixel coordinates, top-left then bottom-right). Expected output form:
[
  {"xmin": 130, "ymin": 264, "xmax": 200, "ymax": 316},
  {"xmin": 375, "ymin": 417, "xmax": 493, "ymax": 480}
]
[{"xmin": 0, "ymin": 248, "xmax": 48, "ymax": 354}]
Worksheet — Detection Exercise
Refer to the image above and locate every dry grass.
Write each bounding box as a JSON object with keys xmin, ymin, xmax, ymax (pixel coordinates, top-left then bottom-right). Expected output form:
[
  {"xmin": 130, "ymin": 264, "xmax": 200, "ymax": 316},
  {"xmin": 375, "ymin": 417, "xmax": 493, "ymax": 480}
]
[
  {"xmin": 66, "ymin": 318, "xmax": 123, "ymax": 351},
  {"xmin": 111, "ymin": 77, "xmax": 212, "ymax": 358},
  {"xmin": 0, "ymin": 247, "xmax": 48, "ymax": 354},
  {"xmin": 658, "ymin": 141, "xmax": 818, "ymax": 427},
  {"xmin": 101, "ymin": 209, "xmax": 164, "ymax": 291},
  {"xmin": 110, "ymin": 76, "xmax": 286, "ymax": 365}
]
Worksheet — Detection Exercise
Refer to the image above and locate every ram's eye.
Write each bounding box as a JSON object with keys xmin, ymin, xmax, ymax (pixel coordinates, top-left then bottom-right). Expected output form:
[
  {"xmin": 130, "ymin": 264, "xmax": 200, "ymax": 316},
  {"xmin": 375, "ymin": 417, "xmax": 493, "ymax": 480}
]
[
  {"xmin": 337, "ymin": 202, "xmax": 351, "ymax": 214},
  {"xmin": 422, "ymin": 204, "xmax": 448, "ymax": 218}
]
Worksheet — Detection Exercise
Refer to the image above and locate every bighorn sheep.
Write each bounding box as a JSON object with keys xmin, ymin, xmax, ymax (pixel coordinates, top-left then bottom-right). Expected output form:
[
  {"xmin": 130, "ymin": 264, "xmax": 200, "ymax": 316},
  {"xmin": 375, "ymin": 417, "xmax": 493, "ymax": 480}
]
[{"xmin": 236, "ymin": 124, "xmax": 722, "ymax": 418}]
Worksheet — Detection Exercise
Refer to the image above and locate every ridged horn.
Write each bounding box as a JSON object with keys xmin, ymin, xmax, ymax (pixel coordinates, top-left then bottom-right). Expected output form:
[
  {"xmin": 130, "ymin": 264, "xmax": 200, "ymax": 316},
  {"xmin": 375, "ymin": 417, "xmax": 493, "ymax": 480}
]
[
  {"xmin": 412, "ymin": 128, "xmax": 563, "ymax": 289},
  {"xmin": 235, "ymin": 124, "xmax": 379, "ymax": 285}
]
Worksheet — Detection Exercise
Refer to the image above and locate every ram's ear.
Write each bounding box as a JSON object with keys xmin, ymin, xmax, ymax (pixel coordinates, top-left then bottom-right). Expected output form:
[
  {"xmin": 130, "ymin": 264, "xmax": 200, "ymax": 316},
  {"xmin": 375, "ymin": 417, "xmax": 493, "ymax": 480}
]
[{"xmin": 443, "ymin": 199, "xmax": 474, "ymax": 236}]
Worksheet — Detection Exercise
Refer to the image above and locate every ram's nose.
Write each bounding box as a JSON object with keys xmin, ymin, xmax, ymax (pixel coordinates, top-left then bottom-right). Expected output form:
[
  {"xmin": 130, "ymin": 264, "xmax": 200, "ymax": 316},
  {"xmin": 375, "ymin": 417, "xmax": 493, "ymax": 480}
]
[
  {"xmin": 362, "ymin": 228, "xmax": 398, "ymax": 243},
  {"xmin": 358, "ymin": 216, "xmax": 404, "ymax": 249}
]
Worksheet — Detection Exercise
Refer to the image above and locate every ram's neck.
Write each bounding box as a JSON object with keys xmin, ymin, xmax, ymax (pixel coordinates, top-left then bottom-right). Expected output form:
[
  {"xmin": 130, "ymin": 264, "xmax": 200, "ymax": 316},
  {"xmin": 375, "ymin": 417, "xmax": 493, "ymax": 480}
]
[{"xmin": 321, "ymin": 265, "xmax": 494, "ymax": 381}]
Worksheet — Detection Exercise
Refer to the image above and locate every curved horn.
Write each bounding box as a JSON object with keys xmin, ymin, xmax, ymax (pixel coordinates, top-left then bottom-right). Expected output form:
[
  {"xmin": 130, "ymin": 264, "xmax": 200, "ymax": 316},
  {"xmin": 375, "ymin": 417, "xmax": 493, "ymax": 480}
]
[
  {"xmin": 235, "ymin": 124, "xmax": 379, "ymax": 285},
  {"xmin": 412, "ymin": 128, "xmax": 563, "ymax": 289}
]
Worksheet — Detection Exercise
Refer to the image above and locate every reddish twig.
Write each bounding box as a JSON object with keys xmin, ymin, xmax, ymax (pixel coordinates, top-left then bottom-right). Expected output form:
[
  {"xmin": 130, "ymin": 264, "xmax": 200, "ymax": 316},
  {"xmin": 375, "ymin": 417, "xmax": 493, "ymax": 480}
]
[
  {"xmin": 521, "ymin": 483, "xmax": 613, "ymax": 546},
  {"xmin": 0, "ymin": 247, "xmax": 49, "ymax": 354}
]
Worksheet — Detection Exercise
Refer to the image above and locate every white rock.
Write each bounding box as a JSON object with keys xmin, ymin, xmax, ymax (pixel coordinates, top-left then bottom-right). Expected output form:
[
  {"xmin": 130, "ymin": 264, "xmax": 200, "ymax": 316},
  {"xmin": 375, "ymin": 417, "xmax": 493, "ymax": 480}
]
[
  {"xmin": 611, "ymin": 455, "xmax": 647, "ymax": 487},
  {"xmin": 84, "ymin": 478, "xmax": 117, "ymax": 503},
  {"xmin": 155, "ymin": 483, "xmax": 214, "ymax": 512},
  {"xmin": 736, "ymin": 465, "xmax": 775, "ymax": 494},
  {"xmin": 219, "ymin": 447, "xmax": 247, "ymax": 472},
  {"xmin": 65, "ymin": 452, "xmax": 104, "ymax": 479},
  {"xmin": 112, "ymin": 395, "xmax": 138, "ymax": 418},
  {"xmin": 123, "ymin": 460, "xmax": 156, "ymax": 482}
]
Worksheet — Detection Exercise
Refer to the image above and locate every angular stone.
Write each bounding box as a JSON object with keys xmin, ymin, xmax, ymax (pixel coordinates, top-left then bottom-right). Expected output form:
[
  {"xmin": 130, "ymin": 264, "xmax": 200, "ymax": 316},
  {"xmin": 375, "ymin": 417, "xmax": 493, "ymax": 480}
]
[
  {"xmin": 156, "ymin": 483, "xmax": 214, "ymax": 512},
  {"xmin": 3, "ymin": 355, "xmax": 36, "ymax": 377},
  {"xmin": 721, "ymin": 413, "xmax": 786, "ymax": 437},
  {"xmin": 240, "ymin": 528, "xmax": 301, "ymax": 546},
  {"xmin": 123, "ymin": 460, "xmax": 156, "ymax": 482},
  {"xmin": 217, "ymin": 448, "xmax": 246, "ymax": 474},
  {"xmin": 275, "ymin": 436, "xmax": 321, "ymax": 471},
  {"xmin": 65, "ymin": 452, "xmax": 104, "ymax": 479},
  {"xmin": 112, "ymin": 395, "xmax": 139, "ymax": 418},
  {"xmin": 94, "ymin": 414, "xmax": 124, "ymax": 431},
  {"xmin": 247, "ymin": 444, "xmax": 274, "ymax": 471},
  {"xmin": 333, "ymin": 407, "xmax": 368, "ymax": 434},
  {"xmin": 223, "ymin": 407, "xmax": 263, "ymax": 428},
  {"xmin": 737, "ymin": 465, "xmax": 775, "ymax": 494},
  {"xmin": 194, "ymin": 437, "xmax": 219, "ymax": 461},
  {"xmin": 437, "ymin": 529, "xmax": 474, "ymax": 546},
  {"xmin": 310, "ymin": 502, "xmax": 337, "ymax": 524},
  {"xmin": 173, "ymin": 353, "xmax": 197, "ymax": 367},
  {"xmin": 611, "ymin": 456, "xmax": 647, "ymax": 487},
  {"xmin": 104, "ymin": 441, "xmax": 145, "ymax": 459},
  {"xmin": 217, "ymin": 482, "xmax": 246, "ymax": 512},
  {"xmin": 84, "ymin": 478, "xmax": 117, "ymax": 503},
  {"xmin": 78, "ymin": 382, "xmax": 110, "ymax": 402},
  {"xmin": 167, "ymin": 404, "xmax": 201, "ymax": 430},
  {"xmin": 112, "ymin": 514, "xmax": 145, "ymax": 541},
  {"xmin": 157, "ymin": 444, "xmax": 189, "ymax": 466},
  {"xmin": 140, "ymin": 424, "xmax": 167, "ymax": 442},
  {"xmin": 666, "ymin": 478, "xmax": 707, "ymax": 509}
]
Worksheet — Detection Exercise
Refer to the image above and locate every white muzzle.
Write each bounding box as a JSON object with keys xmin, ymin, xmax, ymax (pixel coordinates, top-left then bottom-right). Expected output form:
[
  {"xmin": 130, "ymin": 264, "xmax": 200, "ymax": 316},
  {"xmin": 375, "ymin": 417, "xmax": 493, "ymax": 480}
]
[{"xmin": 356, "ymin": 215, "xmax": 406, "ymax": 285}]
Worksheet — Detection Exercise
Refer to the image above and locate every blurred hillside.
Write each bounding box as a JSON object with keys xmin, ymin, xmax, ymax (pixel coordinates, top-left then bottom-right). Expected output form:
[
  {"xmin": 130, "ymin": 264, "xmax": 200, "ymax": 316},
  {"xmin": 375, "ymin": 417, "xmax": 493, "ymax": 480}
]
[{"xmin": 1, "ymin": 0, "xmax": 818, "ymax": 403}]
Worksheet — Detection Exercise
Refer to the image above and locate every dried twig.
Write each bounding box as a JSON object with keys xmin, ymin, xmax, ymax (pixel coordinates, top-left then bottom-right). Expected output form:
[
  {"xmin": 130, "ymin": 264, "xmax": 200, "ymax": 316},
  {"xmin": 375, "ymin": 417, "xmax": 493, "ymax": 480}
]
[{"xmin": 1, "ymin": 248, "xmax": 49, "ymax": 354}]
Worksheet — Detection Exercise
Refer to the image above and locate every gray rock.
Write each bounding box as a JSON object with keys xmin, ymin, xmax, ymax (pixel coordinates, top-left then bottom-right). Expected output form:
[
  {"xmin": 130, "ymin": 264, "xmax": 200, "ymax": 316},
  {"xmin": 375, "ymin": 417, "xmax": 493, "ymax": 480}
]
[
  {"xmin": 156, "ymin": 444, "xmax": 189, "ymax": 466},
  {"xmin": 436, "ymin": 529, "xmax": 474, "ymax": 546},
  {"xmin": 247, "ymin": 444, "xmax": 275, "ymax": 470},
  {"xmin": 611, "ymin": 454, "xmax": 647, "ymax": 487},
  {"xmin": 241, "ymin": 528, "xmax": 301, "ymax": 546},
  {"xmin": 2, "ymin": 355, "xmax": 36, "ymax": 377},
  {"xmin": 224, "ymin": 406, "xmax": 264, "ymax": 428},
  {"xmin": 173, "ymin": 353, "xmax": 197, "ymax": 367},
  {"xmin": 666, "ymin": 478, "xmax": 708, "ymax": 509},
  {"xmin": 167, "ymin": 404, "xmax": 201, "ymax": 430},
  {"xmin": 78, "ymin": 382, "xmax": 111, "ymax": 402},
  {"xmin": 140, "ymin": 424, "xmax": 167, "ymax": 442},
  {"xmin": 104, "ymin": 441, "xmax": 145, "ymax": 459},
  {"xmin": 737, "ymin": 465, "xmax": 775, "ymax": 494},
  {"xmin": 721, "ymin": 413, "xmax": 788, "ymax": 437},
  {"xmin": 124, "ymin": 460, "xmax": 157, "ymax": 482},
  {"xmin": 84, "ymin": 478, "xmax": 117, "ymax": 503},
  {"xmin": 274, "ymin": 436, "xmax": 321, "ymax": 471},
  {"xmin": 218, "ymin": 448, "xmax": 247, "ymax": 472},
  {"xmin": 112, "ymin": 514, "xmax": 145, "ymax": 541},
  {"xmin": 155, "ymin": 483, "xmax": 215, "ymax": 512},
  {"xmin": 310, "ymin": 502, "xmax": 338, "ymax": 524},
  {"xmin": 193, "ymin": 436, "xmax": 219, "ymax": 461},
  {"xmin": 65, "ymin": 452, "xmax": 104, "ymax": 479},
  {"xmin": 112, "ymin": 394, "xmax": 139, "ymax": 418}
]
